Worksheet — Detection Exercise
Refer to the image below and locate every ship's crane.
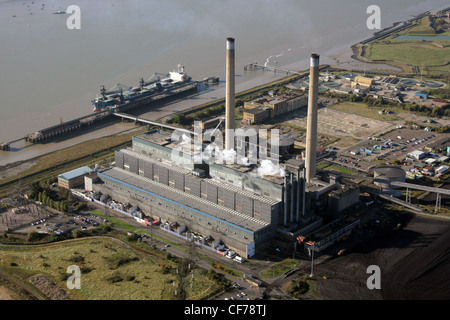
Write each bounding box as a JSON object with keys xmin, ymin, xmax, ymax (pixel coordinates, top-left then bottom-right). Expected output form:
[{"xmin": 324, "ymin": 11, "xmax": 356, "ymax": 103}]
[
  {"xmin": 100, "ymin": 85, "xmax": 107, "ymax": 99},
  {"xmin": 145, "ymin": 72, "xmax": 169, "ymax": 86},
  {"xmin": 102, "ymin": 83, "xmax": 132, "ymax": 95}
]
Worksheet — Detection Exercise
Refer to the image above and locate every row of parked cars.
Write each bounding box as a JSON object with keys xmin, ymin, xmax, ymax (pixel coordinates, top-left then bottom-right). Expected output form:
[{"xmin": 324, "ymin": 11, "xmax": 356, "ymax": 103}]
[
  {"xmin": 30, "ymin": 218, "xmax": 46, "ymax": 226},
  {"xmin": 74, "ymin": 215, "xmax": 99, "ymax": 226}
]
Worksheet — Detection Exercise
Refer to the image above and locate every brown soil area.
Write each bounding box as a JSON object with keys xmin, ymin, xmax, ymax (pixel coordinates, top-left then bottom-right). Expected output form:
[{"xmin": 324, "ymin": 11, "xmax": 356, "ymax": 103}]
[
  {"xmin": 313, "ymin": 214, "xmax": 450, "ymax": 300},
  {"xmin": 28, "ymin": 274, "xmax": 72, "ymax": 300},
  {"xmin": 0, "ymin": 286, "xmax": 16, "ymax": 300},
  {"xmin": 0, "ymin": 159, "xmax": 39, "ymax": 180}
]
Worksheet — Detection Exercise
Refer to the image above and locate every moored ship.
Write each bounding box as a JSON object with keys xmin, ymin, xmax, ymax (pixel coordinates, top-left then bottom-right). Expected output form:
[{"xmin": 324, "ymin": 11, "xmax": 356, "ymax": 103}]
[{"xmin": 92, "ymin": 65, "xmax": 198, "ymax": 113}]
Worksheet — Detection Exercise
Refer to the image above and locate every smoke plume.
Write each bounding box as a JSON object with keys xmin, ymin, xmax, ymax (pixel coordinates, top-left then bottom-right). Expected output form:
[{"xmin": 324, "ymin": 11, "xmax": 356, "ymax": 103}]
[{"xmin": 257, "ymin": 159, "xmax": 285, "ymax": 178}]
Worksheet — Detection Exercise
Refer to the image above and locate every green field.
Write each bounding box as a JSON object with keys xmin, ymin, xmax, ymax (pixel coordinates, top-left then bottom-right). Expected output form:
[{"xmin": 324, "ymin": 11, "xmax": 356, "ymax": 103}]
[
  {"xmin": 328, "ymin": 102, "xmax": 402, "ymax": 121},
  {"xmin": 407, "ymin": 16, "xmax": 437, "ymax": 35},
  {"xmin": 361, "ymin": 16, "xmax": 450, "ymax": 76},
  {"xmin": 364, "ymin": 41, "xmax": 450, "ymax": 74},
  {"xmin": 317, "ymin": 162, "xmax": 356, "ymax": 175},
  {"xmin": 0, "ymin": 237, "xmax": 219, "ymax": 300},
  {"xmin": 260, "ymin": 258, "xmax": 299, "ymax": 279},
  {"xmin": 90, "ymin": 210, "xmax": 138, "ymax": 232}
]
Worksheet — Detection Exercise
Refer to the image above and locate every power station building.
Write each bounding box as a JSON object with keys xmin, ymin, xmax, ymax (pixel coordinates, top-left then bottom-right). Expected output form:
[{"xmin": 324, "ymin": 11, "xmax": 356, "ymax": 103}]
[
  {"xmin": 87, "ymin": 41, "xmax": 360, "ymax": 258},
  {"xmin": 92, "ymin": 128, "xmax": 306, "ymax": 258}
]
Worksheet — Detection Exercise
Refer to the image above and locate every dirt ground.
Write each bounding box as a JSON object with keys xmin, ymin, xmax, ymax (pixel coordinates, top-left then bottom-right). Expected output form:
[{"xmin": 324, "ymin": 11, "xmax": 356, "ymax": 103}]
[
  {"xmin": 0, "ymin": 286, "xmax": 16, "ymax": 300},
  {"xmin": 28, "ymin": 274, "xmax": 71, "ymax": 300},
  {"xmin": 0, "ymin": 159, "xmax": 39, "ymax": 180},
  {"xmin": 312, "ymin": 214, "xmax": 450, "ymax": 300},
  {"xmin": 285, "ymin": 107, "xmax": 394, "ymax": 149}
]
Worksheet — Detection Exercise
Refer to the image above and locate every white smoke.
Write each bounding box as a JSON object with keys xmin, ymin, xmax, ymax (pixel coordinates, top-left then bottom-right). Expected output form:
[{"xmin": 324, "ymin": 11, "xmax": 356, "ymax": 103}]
[
  {"xmin": 264, "ymin": 48, "xmax": 292, "ymax": 67},
  {"xmin": 171, "ymin": 133, "xmax": 193, "ymax": 166},
  {"xmin": 200, "ymin": 145, "xmax": 237, "ymax": 165},
  {"xmin": 264, "ymin": 55, "xmax": 273, "ymax": 67},
  {"xmin": 180, "ymin": 134, "xmax": 190, "ymax": 145},
  {"xmin": 202, "ymin": 144, "xmax": 219, "ymax": 164},
  {"xmin": 222, "ymin": 148, "xmax": 237, "ymax": 164},
  {"xmin": 193, "ymin": 144, "xmax": 203, "ymax": 164},
  {"xmin": 257, "ymin": 159, "xmax": 285, "ymax": 178},
  {"xmin": 240, "ymin": 157, "xmax": 250, "ymax": 166}
]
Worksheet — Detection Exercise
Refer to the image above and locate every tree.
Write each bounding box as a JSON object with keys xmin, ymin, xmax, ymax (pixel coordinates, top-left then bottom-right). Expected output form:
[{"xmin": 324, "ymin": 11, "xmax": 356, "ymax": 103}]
[
  {"xmin": 348, "ymin": 93, "xmax": 362, "ymax": 102},
  {"xmin": 431, "ymin": 106, "xmax": 443, "ymax": 117},
  {"xmin": 29, "ymin": 182, "xmax": 43, "ymax": 199},
  {"xmin": 28, "ymin": 231, "xmax": 44, "ymax": 242},
  {"xmin": 374, "ymin": 97, "xmax": 386, "ymax": 107},
  {"xmin": 172, "ymin": 114, "xmax": 189, "ymax": 125},
  {"xmin": 288, "ymin": 278, "xmax": 310, "ymax": 299},
  {"xmin": 61, "ymin": 201, "xmax": 68, "ymax": 213}
]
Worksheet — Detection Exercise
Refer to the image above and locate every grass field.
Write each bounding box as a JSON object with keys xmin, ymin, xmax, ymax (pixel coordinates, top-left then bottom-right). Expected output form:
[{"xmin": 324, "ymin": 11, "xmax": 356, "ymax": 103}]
[
  {"xmin": 260, "ymin": 258, "xmax": 299, "ymax": 279},
  {"xmin": 90, "ymin": 210, "xmax": 138, "ymax": 232},
  {"xmin": 317, "ymin": 162, "xmax": 356, "ymax": 175},
  {"xmin": 0, "ymin": 237, "xmax": 219, "ymax": 300},
  {"xmin": 407, "ymin": 16, "xmax": 436, "ymax": 35},
  {"xmin": 327, "ymin": 102, "xmax": 402, "ymax": 121},
  {"xmin": 361, "ymin": 16, "xmax": 450, "ymax": 76},
  {"xmin": 364, "ymin": 41, "xmax": 450, "ymax": 73}
]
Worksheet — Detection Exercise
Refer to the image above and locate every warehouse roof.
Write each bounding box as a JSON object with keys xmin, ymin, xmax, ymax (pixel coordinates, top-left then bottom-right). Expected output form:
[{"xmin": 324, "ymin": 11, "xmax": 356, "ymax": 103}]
[
  {"xmin": 408, "ymin": 150, "xmax": 425, "ymax": 158},
  {"xmin": 58, "ymin": 166, "xmax": 93, "ymax": 181}
]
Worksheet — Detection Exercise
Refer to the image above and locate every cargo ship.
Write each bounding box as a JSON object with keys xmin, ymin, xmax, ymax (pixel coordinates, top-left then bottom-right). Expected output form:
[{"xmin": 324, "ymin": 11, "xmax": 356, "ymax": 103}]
[
  {"xmin": 23, "ymin": 65, "xmax": 200, "ymax": 143},
  {"xmin": 91, "ymin": 65, "xmax": 198, "ymax": 113}
]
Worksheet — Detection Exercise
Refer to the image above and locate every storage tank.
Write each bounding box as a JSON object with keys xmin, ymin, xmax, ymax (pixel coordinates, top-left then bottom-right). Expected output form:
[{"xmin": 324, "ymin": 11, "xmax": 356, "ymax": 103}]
[{"xmin": 373, "ymin": 166, "xmax": 405, "ymax": 189}]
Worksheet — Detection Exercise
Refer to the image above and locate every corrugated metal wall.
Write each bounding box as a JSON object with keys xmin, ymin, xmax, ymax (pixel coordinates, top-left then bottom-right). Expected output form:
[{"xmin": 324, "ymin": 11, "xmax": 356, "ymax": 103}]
[
  {"xmin": 143, "ymin": 161, "xmax": 153, "ymax": 180},
  {"xmin": 115, "ymin": 151, "xmax": 124, "ymax": 169},
  {"xmin": 124, "ymin": 153, "xmax": 138, "ymax": 174},
  {"xmin": 234, "ymin": 192, "xmax": 244, "ymax": 213},
  {"xmin": 188, "ymin": 175, "xmax": 201, "ymax": 198},
  {"xmin": 253, "ymin": 199, "xmax": 272, "ymax": 223},
  {"xmin": 222, "ymin": 188, "xmax": 235, "ymax": 210},
  {"xmin": 174, "ymin": 170, "xmax": 185, "ymax": 191},
  {"xmin": 158, "ymin": 165, "xmax": 169, "ymax": 186},
  {"xmin": 205, "ymin": 182, "xmax": 218, "ymax": 204},
  {"xmin": 242, "ymin": 196, "xmax": 254, "ymax": 217}
]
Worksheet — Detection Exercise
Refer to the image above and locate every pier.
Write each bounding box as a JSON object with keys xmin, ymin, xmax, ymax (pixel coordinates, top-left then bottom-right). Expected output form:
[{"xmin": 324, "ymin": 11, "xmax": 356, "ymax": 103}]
[
  {"xmin": 25, "ymin": 110, "xmax": 112, "ymax": 143},
  {"xmin": 1, "ymin": 80, "xmax": 200, "ymax": 150},
  {"xmin": 1, "ymin": 137, "xmax": 27, "ymax": 151},
  {"xmin": 114, "ymin": 112, "xmax": 198, "ymax": 137},
  {"xmin": 244, "ymin": 63, "xmax": 303, "ymax": 76},
  {"xmin": 202, "ymin": 76, "xmax": 220, "ymax": 85},
  {"xmin": 0, "ymin": 142, "xmax": 11, "ymax": 151}
]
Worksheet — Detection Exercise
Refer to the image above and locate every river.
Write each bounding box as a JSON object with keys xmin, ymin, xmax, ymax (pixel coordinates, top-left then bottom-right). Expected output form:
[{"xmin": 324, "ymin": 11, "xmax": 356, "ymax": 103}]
[{"xmin": 0, "ymin": 0, "xmax": 449, "ymax": 166}]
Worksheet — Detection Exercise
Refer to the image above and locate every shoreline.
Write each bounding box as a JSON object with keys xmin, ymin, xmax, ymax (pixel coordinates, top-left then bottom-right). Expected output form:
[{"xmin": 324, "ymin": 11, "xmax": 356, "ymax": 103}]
[
  {"xmin": 0, "ymin": 5, "xmax": 445, "ymax": 170},
  {"xmin": 0, "ymin": 40, "xmax": 393, "ymax": 169}
]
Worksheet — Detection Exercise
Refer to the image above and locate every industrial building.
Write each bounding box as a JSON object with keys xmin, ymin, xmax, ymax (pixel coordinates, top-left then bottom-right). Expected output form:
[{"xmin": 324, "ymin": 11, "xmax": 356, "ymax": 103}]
[
  {"xmin": 86, "ymin": 42, "xmax": 361, "ymax": 258},
  {"xmin": 58, "ymin": 166, "xmax": 93, "ymax": 189},
  {"xmin": 408, "ymin": 150, "xmax": 426, "ymax": 160},
  {"xmin": 351, "ymin": 76, "xmax": 374, "ymax": 88},
  {"xmin": 243, "ymin": 107, "xmax": 270, "ymax": 125},
  {"xmin": 243, "ymin": 92, "xmax": 308, "ymax": 124}
]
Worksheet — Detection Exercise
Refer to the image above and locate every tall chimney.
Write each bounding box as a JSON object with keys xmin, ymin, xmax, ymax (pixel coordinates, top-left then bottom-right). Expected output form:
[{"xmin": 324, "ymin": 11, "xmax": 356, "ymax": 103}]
[
  {"xmin": 305, "ymin": 54, "xmax": 319, "ymax": 184},
  {"xmin": 225, "ymin": 37, "xmax": 236, "ymax": 151}
]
